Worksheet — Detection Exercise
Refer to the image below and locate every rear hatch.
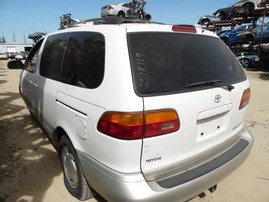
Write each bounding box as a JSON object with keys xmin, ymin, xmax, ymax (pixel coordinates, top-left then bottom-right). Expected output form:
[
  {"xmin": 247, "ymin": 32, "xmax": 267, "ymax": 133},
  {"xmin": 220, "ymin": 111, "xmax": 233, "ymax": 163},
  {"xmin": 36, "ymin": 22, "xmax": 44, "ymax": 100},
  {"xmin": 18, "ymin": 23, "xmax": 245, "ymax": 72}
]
[{"xmin": 127, "ymin": 29, "xmax": 249, "ymax": 181}]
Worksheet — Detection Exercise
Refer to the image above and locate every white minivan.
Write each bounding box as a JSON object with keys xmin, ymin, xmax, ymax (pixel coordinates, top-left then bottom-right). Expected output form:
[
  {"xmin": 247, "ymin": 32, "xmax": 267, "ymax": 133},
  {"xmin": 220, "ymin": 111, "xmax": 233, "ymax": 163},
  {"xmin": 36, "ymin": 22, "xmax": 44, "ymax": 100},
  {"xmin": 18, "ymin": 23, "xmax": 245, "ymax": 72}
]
[{"xmin": 8, "ymin": 17, "xmax": 254, "ymax": 202}]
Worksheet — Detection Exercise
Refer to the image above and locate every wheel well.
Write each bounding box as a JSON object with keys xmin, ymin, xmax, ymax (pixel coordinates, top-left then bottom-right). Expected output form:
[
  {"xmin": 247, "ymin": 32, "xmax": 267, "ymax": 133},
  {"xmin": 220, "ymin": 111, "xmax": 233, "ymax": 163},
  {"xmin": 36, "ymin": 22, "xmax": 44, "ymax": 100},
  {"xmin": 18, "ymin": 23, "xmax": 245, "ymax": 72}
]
[
  {"xmin": 240, "ymin": 58, "xmax": 250, "ymax": 62},
  {"xmin": 244, "ymin": 2, "xmax": 255, "ymax": 10},
  {"xmin": 201, "ymin": 18, "xmax": 210, "ymax": 24},
  {"xmin": 219, "ymin": 11, "xmax": 227, "ymax": 20},
  {"xmin": 54, "ymin": 127, "xmax": 68, "ymax": 150},
  {"xmin": 245, "ymin": 33, "xmax": 255, "ymax": 41}
]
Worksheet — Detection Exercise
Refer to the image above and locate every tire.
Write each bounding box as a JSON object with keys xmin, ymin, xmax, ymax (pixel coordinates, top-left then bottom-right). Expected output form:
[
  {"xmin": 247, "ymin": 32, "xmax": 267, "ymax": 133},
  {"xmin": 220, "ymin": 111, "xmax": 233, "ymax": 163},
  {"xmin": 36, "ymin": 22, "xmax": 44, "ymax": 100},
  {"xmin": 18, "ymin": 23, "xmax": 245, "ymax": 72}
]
[
  {"xmin": 145, "ymin": 14, "xmax": 151, "ymax": 21},
  {"xmin": 59, "ymin": 136, "xmax": 95, "ymax": 200},
  {"xmin": 246, "ymin": 34, "xmax": 254, "ymax": 43},
  {"xmin": 240, "ymin": 58, "xmax": 251, "ymax": 69},
  {"xmin": 243, "ymin": 3, "xmax": 254, "ymax": 16},
  {"xmin": 117, "ymin": 11, "xmax": 125, "ymax": 18},
  {"xmin": 201, "ymin": 19, "xmax": 210, "ymax": 26}
]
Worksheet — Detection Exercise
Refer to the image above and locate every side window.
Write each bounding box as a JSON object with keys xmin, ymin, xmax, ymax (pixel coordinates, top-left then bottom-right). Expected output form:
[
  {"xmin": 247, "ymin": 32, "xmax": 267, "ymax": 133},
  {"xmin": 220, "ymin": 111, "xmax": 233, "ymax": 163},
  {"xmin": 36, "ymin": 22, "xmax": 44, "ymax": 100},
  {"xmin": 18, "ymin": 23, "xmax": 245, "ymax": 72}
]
[
  {"xmin": 61, "ymin": 32, "xmax": 105, "ymax": 89},
  {"xmin": 123, "ymin": 3, "xmax": 131, "ymax": 8},
  {"xmin": 24, "ymin": 39, "xmax": 43, "ymax": 73},
  {"xmin": 40, "ymin": 33, "xmax": 69, "ymax": 81}
]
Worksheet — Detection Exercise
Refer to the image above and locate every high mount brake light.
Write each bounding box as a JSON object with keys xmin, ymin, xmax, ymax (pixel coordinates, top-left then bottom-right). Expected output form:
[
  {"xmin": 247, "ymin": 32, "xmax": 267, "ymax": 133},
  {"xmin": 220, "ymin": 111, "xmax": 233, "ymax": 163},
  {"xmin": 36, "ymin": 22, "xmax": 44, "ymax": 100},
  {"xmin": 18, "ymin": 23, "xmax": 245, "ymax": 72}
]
[
  {"xmin": 239, "ymin": 88, "xmax": 251, "ymax": 110},
  {"xmin": 172, "ymin": 25, "xmax": 197, "ymax": 33},
  {"xmin": 97, "ymin": 110, "xmax": 180, "ymax": 140}
]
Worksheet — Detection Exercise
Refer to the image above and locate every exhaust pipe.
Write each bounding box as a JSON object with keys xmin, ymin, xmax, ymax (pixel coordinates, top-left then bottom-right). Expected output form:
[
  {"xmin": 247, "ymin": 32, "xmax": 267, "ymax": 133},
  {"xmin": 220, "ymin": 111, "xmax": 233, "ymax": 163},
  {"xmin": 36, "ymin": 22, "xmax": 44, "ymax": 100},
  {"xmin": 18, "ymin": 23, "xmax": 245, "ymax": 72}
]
[
  {"xmin": 209, "ymin": 185, "xmax": 217, "ymax": 193},
  {"xmin": 198, "ymin": 192, "xmax": 206, "ymax": 198},
  {"xmin": 198, "ymin": 185, "xmax": 217, "ymax": 199}
]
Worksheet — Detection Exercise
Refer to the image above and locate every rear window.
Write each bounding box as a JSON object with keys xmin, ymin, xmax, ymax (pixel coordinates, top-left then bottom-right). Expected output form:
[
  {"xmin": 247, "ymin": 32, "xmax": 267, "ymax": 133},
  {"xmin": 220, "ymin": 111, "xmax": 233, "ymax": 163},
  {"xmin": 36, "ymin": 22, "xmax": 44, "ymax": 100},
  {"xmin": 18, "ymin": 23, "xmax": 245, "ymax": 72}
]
[{"xmin": 128, "ymin": 32, "xmax": 246, "ymax": 96}]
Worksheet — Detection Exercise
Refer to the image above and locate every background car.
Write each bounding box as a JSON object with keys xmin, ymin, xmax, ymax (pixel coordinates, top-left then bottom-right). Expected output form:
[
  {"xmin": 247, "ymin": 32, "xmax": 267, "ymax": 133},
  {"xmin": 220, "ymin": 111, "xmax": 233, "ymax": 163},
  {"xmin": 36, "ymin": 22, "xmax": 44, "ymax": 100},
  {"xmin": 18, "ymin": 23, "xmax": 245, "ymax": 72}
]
[
  {"xmin": 236, "ymin": 52, "xmax": 259, "ymax": 68},
  {"xmin": 101, "ymin": 2, "xmax": 132, "ymax": 18},
  {"xmin": 15, "ymin": 54, "xmax": 23, "ymax": 60},
  {"xmin": 0, "ymin": 52, "xmax": 8, "ymax": 60},
  {"xmin": 199, "ymin": 0, "xmax": 268, "ymax": 27},
  {"xmin": 258, "ymin": 0, "xmax": 269, "ymax": 8},
  {"xmin": 101, "ymin": 2, "xmax": 151, "ymax": 20},
  {"xmin": 219, "ymin": 24, "xmax": 254, "ymax": 45},
  {"xmin": 199, "ymin": 13, "xmax": 222, "ymax": 26},
  {"xmin": 238, "ymin": 23, "xmax": 269, "ymax": 43},
  {"xmin": 199, "ymin": 1, "xmax": 256, "ymax": 26}
]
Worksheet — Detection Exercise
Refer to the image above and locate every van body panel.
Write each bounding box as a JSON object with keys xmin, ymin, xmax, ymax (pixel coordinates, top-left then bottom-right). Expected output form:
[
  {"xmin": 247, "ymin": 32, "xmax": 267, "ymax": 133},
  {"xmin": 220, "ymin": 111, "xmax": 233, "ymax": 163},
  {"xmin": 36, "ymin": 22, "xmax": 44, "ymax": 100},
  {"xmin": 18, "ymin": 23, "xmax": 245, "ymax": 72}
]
[{"xmin": 14, "ymin": 21, "xmax": 254, "ymax": 201}]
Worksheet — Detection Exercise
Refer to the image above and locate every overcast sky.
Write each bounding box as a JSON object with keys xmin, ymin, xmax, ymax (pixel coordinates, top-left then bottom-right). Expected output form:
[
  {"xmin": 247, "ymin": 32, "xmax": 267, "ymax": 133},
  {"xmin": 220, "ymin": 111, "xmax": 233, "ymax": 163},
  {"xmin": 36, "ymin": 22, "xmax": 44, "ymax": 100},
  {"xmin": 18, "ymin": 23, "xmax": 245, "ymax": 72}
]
[{"xmin": 0, "ymin": 0, "xmax": 261, "ymax": 43}]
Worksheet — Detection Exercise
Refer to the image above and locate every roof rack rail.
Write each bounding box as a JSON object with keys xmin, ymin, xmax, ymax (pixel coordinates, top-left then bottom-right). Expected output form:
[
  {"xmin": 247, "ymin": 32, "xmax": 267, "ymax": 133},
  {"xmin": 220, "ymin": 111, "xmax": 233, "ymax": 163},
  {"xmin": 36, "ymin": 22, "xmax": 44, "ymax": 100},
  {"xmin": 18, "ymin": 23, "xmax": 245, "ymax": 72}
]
[{"xmin": 85, "ymin": 16, "xmax": 151, "ymax": 24}]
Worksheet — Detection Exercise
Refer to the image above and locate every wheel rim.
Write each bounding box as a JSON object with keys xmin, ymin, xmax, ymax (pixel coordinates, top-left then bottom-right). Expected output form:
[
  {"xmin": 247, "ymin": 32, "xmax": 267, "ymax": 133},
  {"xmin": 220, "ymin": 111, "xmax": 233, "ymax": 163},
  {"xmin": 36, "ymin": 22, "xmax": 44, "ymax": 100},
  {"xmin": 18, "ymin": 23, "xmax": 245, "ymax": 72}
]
[
  {"xmin": 62, "ymin": 146, "xmax": 79, "ymax": 189},
  {"xmin": 240, "ymin": 59, "xmax": 250, "ymax": 68}
]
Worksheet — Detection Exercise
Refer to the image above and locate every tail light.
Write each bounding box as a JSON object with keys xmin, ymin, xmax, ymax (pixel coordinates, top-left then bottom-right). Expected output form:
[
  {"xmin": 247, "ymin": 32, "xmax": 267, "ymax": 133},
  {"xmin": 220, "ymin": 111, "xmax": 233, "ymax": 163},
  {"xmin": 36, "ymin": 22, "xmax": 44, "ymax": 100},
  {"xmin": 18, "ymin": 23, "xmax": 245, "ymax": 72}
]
[
  {"xmin": 239, "ymin": 88, "xmax": 251, "ymax": 110},
  {"xmin": 97, "ymin": 110, "xmax": 179, "ymax": 140},
  {"xmin": 108, "ymin": 5, "xmax": 114, "ymax": 10},
  {"xmin": 144, "ymin": 110, "xmax": 179, "ymax": 138}
]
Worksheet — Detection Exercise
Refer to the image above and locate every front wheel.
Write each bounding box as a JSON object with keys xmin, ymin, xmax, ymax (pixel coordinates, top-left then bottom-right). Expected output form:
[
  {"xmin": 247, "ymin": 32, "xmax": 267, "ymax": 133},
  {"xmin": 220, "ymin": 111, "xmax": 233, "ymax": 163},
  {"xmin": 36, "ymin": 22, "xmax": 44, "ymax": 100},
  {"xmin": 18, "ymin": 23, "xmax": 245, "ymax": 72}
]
[
  {"xmin": 59, "ymin": 136, "xmax": 95, "ymax": 200},
  {"xmin": 240, "ymin": 58, "xmax": 251, "ymax": 69},
  {"xmin": 201, "ymin": 19, "xmax": 210, "ymax": 26}
]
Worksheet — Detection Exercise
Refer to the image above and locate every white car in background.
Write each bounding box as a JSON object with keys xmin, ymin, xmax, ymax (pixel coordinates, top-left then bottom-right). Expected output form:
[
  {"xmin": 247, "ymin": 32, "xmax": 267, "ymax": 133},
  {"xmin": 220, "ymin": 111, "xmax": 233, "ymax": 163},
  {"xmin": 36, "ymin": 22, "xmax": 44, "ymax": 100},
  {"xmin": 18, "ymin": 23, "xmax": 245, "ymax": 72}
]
[
  {"xmin": 0, "ymin": 52, "xmax": 8, "ymax": 60},
  {"xmin": 101, "ymin": 2, "xmax": 151, "ymax": 20},
  {"xmin": 101, "ymin": 2, "xmax": 132, "ymax": 18}
]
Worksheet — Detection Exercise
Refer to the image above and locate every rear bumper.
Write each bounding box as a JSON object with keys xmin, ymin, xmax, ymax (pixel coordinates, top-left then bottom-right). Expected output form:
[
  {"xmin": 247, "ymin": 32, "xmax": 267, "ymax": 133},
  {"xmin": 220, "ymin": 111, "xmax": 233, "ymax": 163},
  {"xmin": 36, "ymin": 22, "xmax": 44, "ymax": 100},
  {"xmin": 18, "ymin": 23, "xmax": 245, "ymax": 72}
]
[
  {"xmin": 101, "ymin": 10, "xmax": 118, "ymax": 17},
  {"xmin": 78, "ymin": 126, "xmax": 253, "ymax": 202}
]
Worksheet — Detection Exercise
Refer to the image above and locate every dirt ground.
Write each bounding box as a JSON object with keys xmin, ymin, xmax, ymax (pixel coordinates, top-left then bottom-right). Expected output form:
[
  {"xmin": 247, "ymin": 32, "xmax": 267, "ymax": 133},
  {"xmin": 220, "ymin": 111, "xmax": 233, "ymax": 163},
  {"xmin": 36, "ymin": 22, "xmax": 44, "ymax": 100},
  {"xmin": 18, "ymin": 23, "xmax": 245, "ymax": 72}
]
[{"xmin": 0, "ymin": 59, "xmax": 268, "ymax": 202}]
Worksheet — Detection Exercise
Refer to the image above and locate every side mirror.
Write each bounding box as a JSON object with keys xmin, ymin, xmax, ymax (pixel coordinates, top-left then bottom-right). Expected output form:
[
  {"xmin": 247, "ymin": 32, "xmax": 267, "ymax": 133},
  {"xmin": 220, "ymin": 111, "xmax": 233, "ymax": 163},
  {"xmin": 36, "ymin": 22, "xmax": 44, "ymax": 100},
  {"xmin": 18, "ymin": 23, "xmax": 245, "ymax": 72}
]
[{"xmin": 7, "ymin": 60, "xmax": 24, "ymax": 69}]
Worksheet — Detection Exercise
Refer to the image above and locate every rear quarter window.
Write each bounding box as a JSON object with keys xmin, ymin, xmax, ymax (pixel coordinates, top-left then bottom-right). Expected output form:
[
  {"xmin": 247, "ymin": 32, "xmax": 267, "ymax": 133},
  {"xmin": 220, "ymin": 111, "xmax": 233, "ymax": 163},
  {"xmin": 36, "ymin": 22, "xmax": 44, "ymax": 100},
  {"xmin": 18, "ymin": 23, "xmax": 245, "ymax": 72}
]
[
  {"xmin": 128, "ymin": 32, "xmax": 246, "ymax": 96},
  {"xmin": 61, "ymin": 32, "xmax": 105, "ymax": 89}
]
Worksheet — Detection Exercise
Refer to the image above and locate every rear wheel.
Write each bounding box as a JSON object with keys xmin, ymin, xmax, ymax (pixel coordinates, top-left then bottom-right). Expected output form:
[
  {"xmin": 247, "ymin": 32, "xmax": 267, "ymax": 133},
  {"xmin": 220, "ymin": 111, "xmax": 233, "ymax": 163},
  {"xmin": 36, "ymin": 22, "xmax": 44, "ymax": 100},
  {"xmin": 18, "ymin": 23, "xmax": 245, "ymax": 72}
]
[
  {"xmin": 59, "ymin": 136, "xmax": 95, "ymax": 200},
  {"xmin": 245, "ymin": 34, "xmax": 255, "ymax": 44},
  {"xmin": 145, "ymin": 14, "xmax": 151, "ymax": 21},
  {"xmin": 117, "ymin": 11, "xmax": 125, "ymax": 18},
  {"xmin": 242, "ymin": 3, "xmax": 254, "ymax": 16},
  {"xmin": 240, "ymin": 58, "xmax": 251, "ymax": 69}
]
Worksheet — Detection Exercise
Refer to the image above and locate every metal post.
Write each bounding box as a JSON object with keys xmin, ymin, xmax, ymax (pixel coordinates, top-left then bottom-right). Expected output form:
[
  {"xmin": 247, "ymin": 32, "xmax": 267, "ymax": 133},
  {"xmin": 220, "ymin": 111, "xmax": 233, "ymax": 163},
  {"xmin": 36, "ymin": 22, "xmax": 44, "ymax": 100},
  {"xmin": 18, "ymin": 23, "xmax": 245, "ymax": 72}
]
[
  {"xmin": 229, "ymin": 18, "xmax": 235, "ymax": 48},
  {"xmin": 258, "ymin": 5, "xmax": 267, "ymax": 57}
]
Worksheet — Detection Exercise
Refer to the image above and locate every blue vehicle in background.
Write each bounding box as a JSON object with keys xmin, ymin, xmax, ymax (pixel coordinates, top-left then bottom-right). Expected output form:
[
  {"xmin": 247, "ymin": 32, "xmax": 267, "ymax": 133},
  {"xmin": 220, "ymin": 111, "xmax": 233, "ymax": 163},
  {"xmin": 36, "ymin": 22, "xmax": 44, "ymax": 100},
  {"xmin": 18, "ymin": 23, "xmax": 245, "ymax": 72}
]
[{"xmin": 219, "ymin": 25, "xmax": 254, "ymax": 45}]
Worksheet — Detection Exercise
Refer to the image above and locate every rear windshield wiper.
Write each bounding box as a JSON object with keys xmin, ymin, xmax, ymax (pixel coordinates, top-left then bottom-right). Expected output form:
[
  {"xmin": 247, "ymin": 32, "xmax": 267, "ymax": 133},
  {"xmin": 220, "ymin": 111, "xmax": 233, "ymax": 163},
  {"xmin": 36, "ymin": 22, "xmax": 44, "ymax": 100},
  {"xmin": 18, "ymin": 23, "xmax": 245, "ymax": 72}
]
[{"xmin": 185, "ymin": 79, "xmax": 234, "ymax": 92}]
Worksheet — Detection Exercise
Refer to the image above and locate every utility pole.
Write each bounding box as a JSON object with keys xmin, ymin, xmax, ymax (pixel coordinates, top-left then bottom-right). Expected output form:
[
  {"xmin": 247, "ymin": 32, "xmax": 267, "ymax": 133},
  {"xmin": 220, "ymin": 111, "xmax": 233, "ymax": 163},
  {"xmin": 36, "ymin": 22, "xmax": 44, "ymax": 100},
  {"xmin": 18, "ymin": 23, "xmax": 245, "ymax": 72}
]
[{"xmin": 12, "ymin": 33, "xmax": 16, "ymax": 42}]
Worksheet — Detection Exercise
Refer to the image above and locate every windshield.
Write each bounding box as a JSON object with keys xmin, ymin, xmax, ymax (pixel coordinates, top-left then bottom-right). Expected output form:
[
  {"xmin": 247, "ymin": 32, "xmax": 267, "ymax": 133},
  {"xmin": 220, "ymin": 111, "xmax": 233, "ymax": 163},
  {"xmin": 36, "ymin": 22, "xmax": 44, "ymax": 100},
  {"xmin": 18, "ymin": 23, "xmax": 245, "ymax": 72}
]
[{"xmin": 128, "ymin": 32, "xmax": 246, "ymax": 96}]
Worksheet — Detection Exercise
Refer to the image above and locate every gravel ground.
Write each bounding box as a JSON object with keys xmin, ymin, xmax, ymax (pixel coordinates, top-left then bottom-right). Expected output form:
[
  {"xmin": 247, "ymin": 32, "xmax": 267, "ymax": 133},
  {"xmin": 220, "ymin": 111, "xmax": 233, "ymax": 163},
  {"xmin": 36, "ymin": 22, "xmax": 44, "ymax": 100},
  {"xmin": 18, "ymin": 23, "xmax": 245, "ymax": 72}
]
[{"xmin": 0, "ymin": 60, "xmax": 269, "ymax": 202}]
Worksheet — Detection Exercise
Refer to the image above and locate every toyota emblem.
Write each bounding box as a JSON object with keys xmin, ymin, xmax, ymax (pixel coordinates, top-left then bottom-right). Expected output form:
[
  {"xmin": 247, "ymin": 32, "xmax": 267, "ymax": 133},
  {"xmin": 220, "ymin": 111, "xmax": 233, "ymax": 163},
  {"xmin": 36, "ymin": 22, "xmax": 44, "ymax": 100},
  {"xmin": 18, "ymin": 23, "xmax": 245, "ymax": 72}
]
[{"xmin": 214, "ymin": 95, "xmax": 222, "ymax": 103}]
